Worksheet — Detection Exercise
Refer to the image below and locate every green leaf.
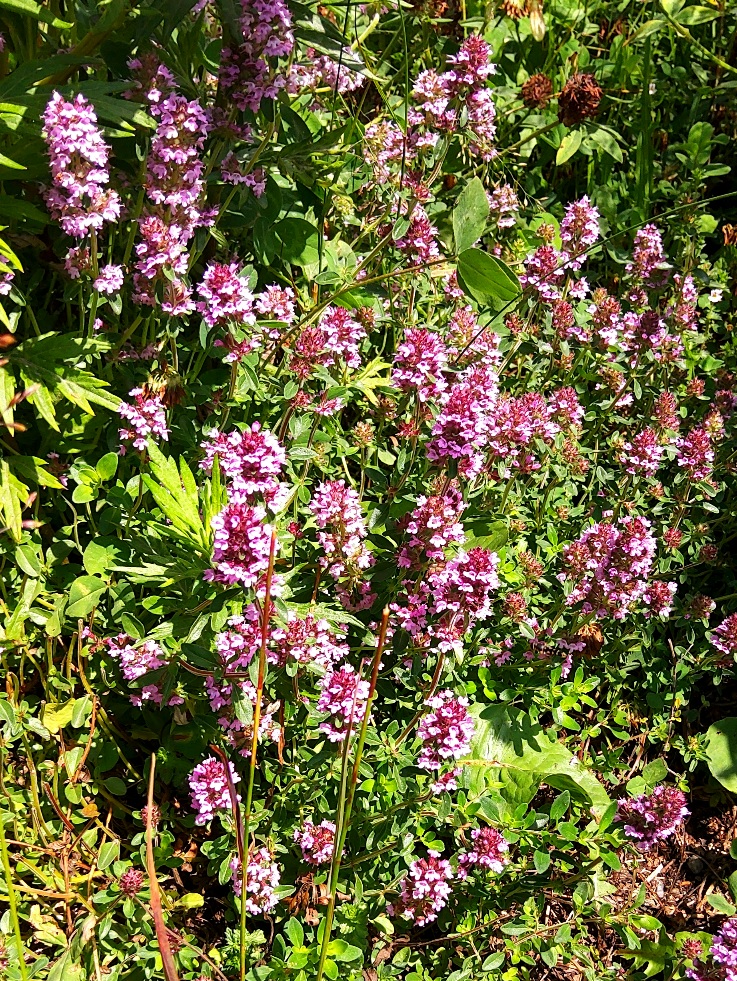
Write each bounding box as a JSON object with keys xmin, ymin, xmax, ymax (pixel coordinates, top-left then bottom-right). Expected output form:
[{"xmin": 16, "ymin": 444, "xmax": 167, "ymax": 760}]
[
  {"xmin": 534, "ymin": 849, "xmax": 552, "ymax": 873},
  {"xmin": 179, "ymin": 893, "xmax": 205, "ymax": 908},
  {"xmin": 453, "ymin": 177, "xmax": 490, "ymax": 254},
  {"xmin": 41, "ymin": 699, "xmax": 76, "ymax": 734},
  {"xmin": 7, "ymin": 455, "xmax": 64, "ymax": 489},
  {"xmin": 707, "ymin": 893, "xmax": 736, "ymax": 915},
  {"xmin": 97, "ymin": 840, "xmax": 120, "ymax": 871},
  {"xmin": 0, "ymin": 0, "xmax": 72, "ymax": 28},
  {"xmin": 83, "ymin": 540, "xmax": 122, "ymax": 577},
  {"xmin": 66, "ymin": 576, "xmax": 107, "ymax": 619},
  {"xmin": 641, "ymin": 758, "xmax": 668, "ymax": 787},
  {"xmin": 676, "ymin": 4, "xmax": 719, "ymax": 22},
  {"xmin": 457, "ymin": 248, "xmax": 521, "ymax": 307},
  {"xmin": 275, "ymin": 218, "xmax": 320, "ymax": 268},
  {"xmin": 482, "ymin": 952, "xmax": 505, "ymax": 970},
  {"xmin": 0, "ymin": 152, "xmax": 25, "ymax": 170},
  {"xmin": 15, "ymin": 542, "xmax": 43, "ymax": 577},
  {"xmin": 556, "ymin": 129, "xmax": 583, "ymax": 165},
  {"xmin": 96, "ymin": 452, "xmax": 119, "ymax": 481},
  {"xmin": 589, "ymin": 128, "xmax": 624, "ymax": 163},
  {"xmin": 326, "ymin": 939, "xmax": 362, "ymax": 962},
  {"xmin": 550, "ymin": 790, "xmax": 571, "ymax": 821},
  {"xmin": 0, "ymin": 698, "xmax": 17, "ymax": 727},
  {"xmin": 461, "ymin": 704, "xmax": 611, "ymax": 814},
  {"xmin": 120, "ymin": 613, "xmax": 145, "ymax": 639},
  {"xmin": 661, "ymin": 0, "xmax": 686, "ymax": 14},
  {"xmin": 705, "ymin": 718, "xmax": 737, "ymax": 793},
  {"xmin": 629, "ymin": 17, "xmax": 666, "ymax": 39},
  {"xmin": 285, "ymin": 918, "xmax": 305, "ymax": 948}
]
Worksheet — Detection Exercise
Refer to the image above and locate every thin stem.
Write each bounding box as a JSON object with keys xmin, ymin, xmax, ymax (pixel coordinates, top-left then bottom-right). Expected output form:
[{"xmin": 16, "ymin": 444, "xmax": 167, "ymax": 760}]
[
  {"xmin": 315, "ymin": 609, "xmax": 390, "ymax": 981},
  {"xmin": 239, "ymin": 529, "xmax": 278, "ymax": 980},
  {"xmin": 0, "ymin": 781, "xmax": 29, "ymax": 981}
]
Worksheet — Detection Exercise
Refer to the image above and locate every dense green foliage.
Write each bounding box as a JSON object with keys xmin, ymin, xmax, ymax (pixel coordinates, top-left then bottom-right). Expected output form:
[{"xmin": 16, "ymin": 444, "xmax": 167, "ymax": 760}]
[{"xmin": 1, "ymin": 1, "xmax": 737, "ymax": 980}]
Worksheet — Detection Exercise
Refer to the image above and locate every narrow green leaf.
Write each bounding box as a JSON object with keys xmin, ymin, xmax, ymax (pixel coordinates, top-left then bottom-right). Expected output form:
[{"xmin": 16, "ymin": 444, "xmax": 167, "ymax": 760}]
[
  {"xmin": 453, "ymin": 177, "xmax": 490, "ymax": 254},
  {"xmin": 556, "ymin": 129, "xmax": 583, "ymax": 165},
  {"xmin": 457, "ymin": 247, "xmax": 521, "ymax": 307}
]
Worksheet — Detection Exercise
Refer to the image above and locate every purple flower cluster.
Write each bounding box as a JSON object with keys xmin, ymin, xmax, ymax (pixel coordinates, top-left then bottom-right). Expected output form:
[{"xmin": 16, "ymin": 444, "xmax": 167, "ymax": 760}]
[
  {"xmin": 615, "ymin": 784, "xmax": 689, "ymax": 850},
  {"xmin": 219, "ymin": 0, "xmax": 294, "ymax": 114},
  {"xmin": 93, "ymin": 263, "xmax": 125, "ymax": 295},
  {"xmin": 277, "ymin": 613, "xmax": 348, "ymax": 668},
  {"xmin": 207, "ymin": 502, "xmax": 275, "ymax": 587},
  {"xmin": 392, "ymin": 327, "xmax": 449, "ymax": 403},
  {"xmin": 189, "ymin": 757, "xmax": 241, "ymax": 825},
  {"xmin": 417, "ymin": 689, "xmax": 474, "ymax": 773},
  {"xmin": 230, "ymin": 847, "xmax": 281, "ymax": 913},
  {"xmin": 289, "ymin": 47, "xmax": 365, "ymax": 98},
  {"xmin": 618, "ymin": 427, "xmax": 664, "ymax": 476},
  {"xmin": 427, "ymin": 362, "xmax": 499, "ymax": 475},
  {"xmin": 125, "ymin": 54, "xmax": 176, "ymax": 107},
  {"xmin": 626, "ymin": 223, "xmax": 671, "ymax": 289},
  {"xmin": 560, "ymin": 516, "xmax": 673, "ymax": 619},
  {"xmin": 393, "ymin": 546, "xmax": 499, "ymax": 655},
  {"xmin": 677, "ymin": 425, "xmax": 714, "ymax": 482},
  {"xmin": 318, "ymin": 305, "xmax": 366, "ymax": 369},
  {"xmin": 42, "ymin": 93, "xmax": 121, "ymax": 238},
  {"xmin": 293, "ymin": 819, "xmax": 337, "ymax": 865},
  {"xmin": 134, "ymin": 92, "xmax": 212, "ymax": 313},
  {"xmin": 309, "ymin": 480, "xmax": 374, "ymax": 582},
  {"xmin": 200, "ymin": 423, "xmax": 286, "ymax": 509},
  {"xmin": 118, "ymin": 388, "xmax": 169, "ymax": 452},
  {"xmin": 712, "ymin": 613, "xmax": 737, "ymax": 659},
  {"xmin": 559, "ymin": 195, "xmax": 600, "ymax": 266},
  {"xmin": 687, "ymin": 920, "xmax": 737, "ymax": 981},
  {"xmin": 397, "ymin": 484, "xmax": 465, "ymax": 569},
  {"xmin": 488, "ymin": 184, "xmax": 519, "ymax": 228},
  {"xmin": 410, "ymin": 36, "xmax": 497, "ymax": 159},
  {"xmin": 389, "ymin": 852, "xmax": 454, "ymax": 926},
  {"xmin": 457, "ymin": 827, "xmax": 509, "ymax": 878},
  {"xmin": 104, "ymin": 634, "xmax": 183, "ymax": 708},
  {"xmin": 317, "ymin": 664, "xmax": 370, "ymax": 742},
  {"xmin": 197, "ymin": 261, "xmax": 255, "ymax": 330}
]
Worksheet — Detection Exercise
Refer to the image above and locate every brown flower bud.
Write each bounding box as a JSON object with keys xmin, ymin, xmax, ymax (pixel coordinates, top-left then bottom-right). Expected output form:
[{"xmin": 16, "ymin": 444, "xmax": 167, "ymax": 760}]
[{"xmin": 558, "ymin": 72, "xmax": 603, "ymax": 126}]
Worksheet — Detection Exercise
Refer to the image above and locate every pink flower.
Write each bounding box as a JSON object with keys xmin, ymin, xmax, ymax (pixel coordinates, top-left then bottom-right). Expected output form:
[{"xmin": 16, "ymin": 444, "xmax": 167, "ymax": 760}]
[
  {"xmin": 189, "ymin": 757, "xmax": 241, "ymax": 825},
  {"xmin": 317, "ymin": 664, "xmax": 370, "ymax": 742},
  {"xmin": 118, "ymin": 388, "xmax": 169, "ymax": 451},
  {"xmin": 397, "ymin": 484, "xmax": 465, "ymax": 569},
  {"xmin": 712, "ymin": 613, "xmax": 737, "ymax": 658},
  {"xmin": 219, "ymin": 0, "xmax": 294, "ymax": 114},
  {"xmin": 42, "ymin": 92, "xmax": 121, "ymax": 237},
  {"xmin": 294, "ymin": 819, "xmax": 338, "ymax": 865},
  {"xmin": 309, "ymin": 480, "xmax": 373, "ymax": 581},
  {"xmin": 230, "ymin": 847, "xmax": 281, "ymax": 912},
  {"xmin": 417, "ymin": 690, "xmax": 475, "ymax": 770},
  {"xmin": 200, "ymin": 423, "xmax": 286, "ymax": 508},
  {"xmin": 488, "ymin": 184, "xmax": 519, "ymax": 227},
  {"xmin": 207, "ymin": 502, "xmax": 275, "ymax": 587},
  {"xmin": 560, "ymin": 516, "xmax": 658, "ymax": 619},
  {"xmin": 393, "ymin": 328, "xmax": 449, "ymax": 403},
  {"xmin": 457, "ymin": 827, "xmax": 509, "ymax": 878},
  {"xmin": 618, "ymin": 427, "xmax": 664, "ymax": 476},
  {"xmin": 197, "ymin": 261, "xmax": 255, "ymax": 330},
  {"xmin": 677, "ymin": 426, "xmax": 714, "ymax": 481},
  {"xmin": 389, "ymin": 852, "xmax": 454, "ymax": 926},
  {"xmin": 560, "ymin": 195, "xmax": 600, "ymax": 266},
  {"xmin": 615, "ymin": 785, "xmax": 688, "ymax": 850},
  {"xmin": 626, "ymin": 223, "xmax": 671, "ymax": 288},
  {"xmin": 255, "ymin": 284, "xmax": 296, "ymax": 326},
  {"xmin": 317, "ymin": 305, "xmax": 366, "ymax": 369},
  {"xmin": 93, "ymin": 263, "xmax": 124, "ymax": 294}
]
